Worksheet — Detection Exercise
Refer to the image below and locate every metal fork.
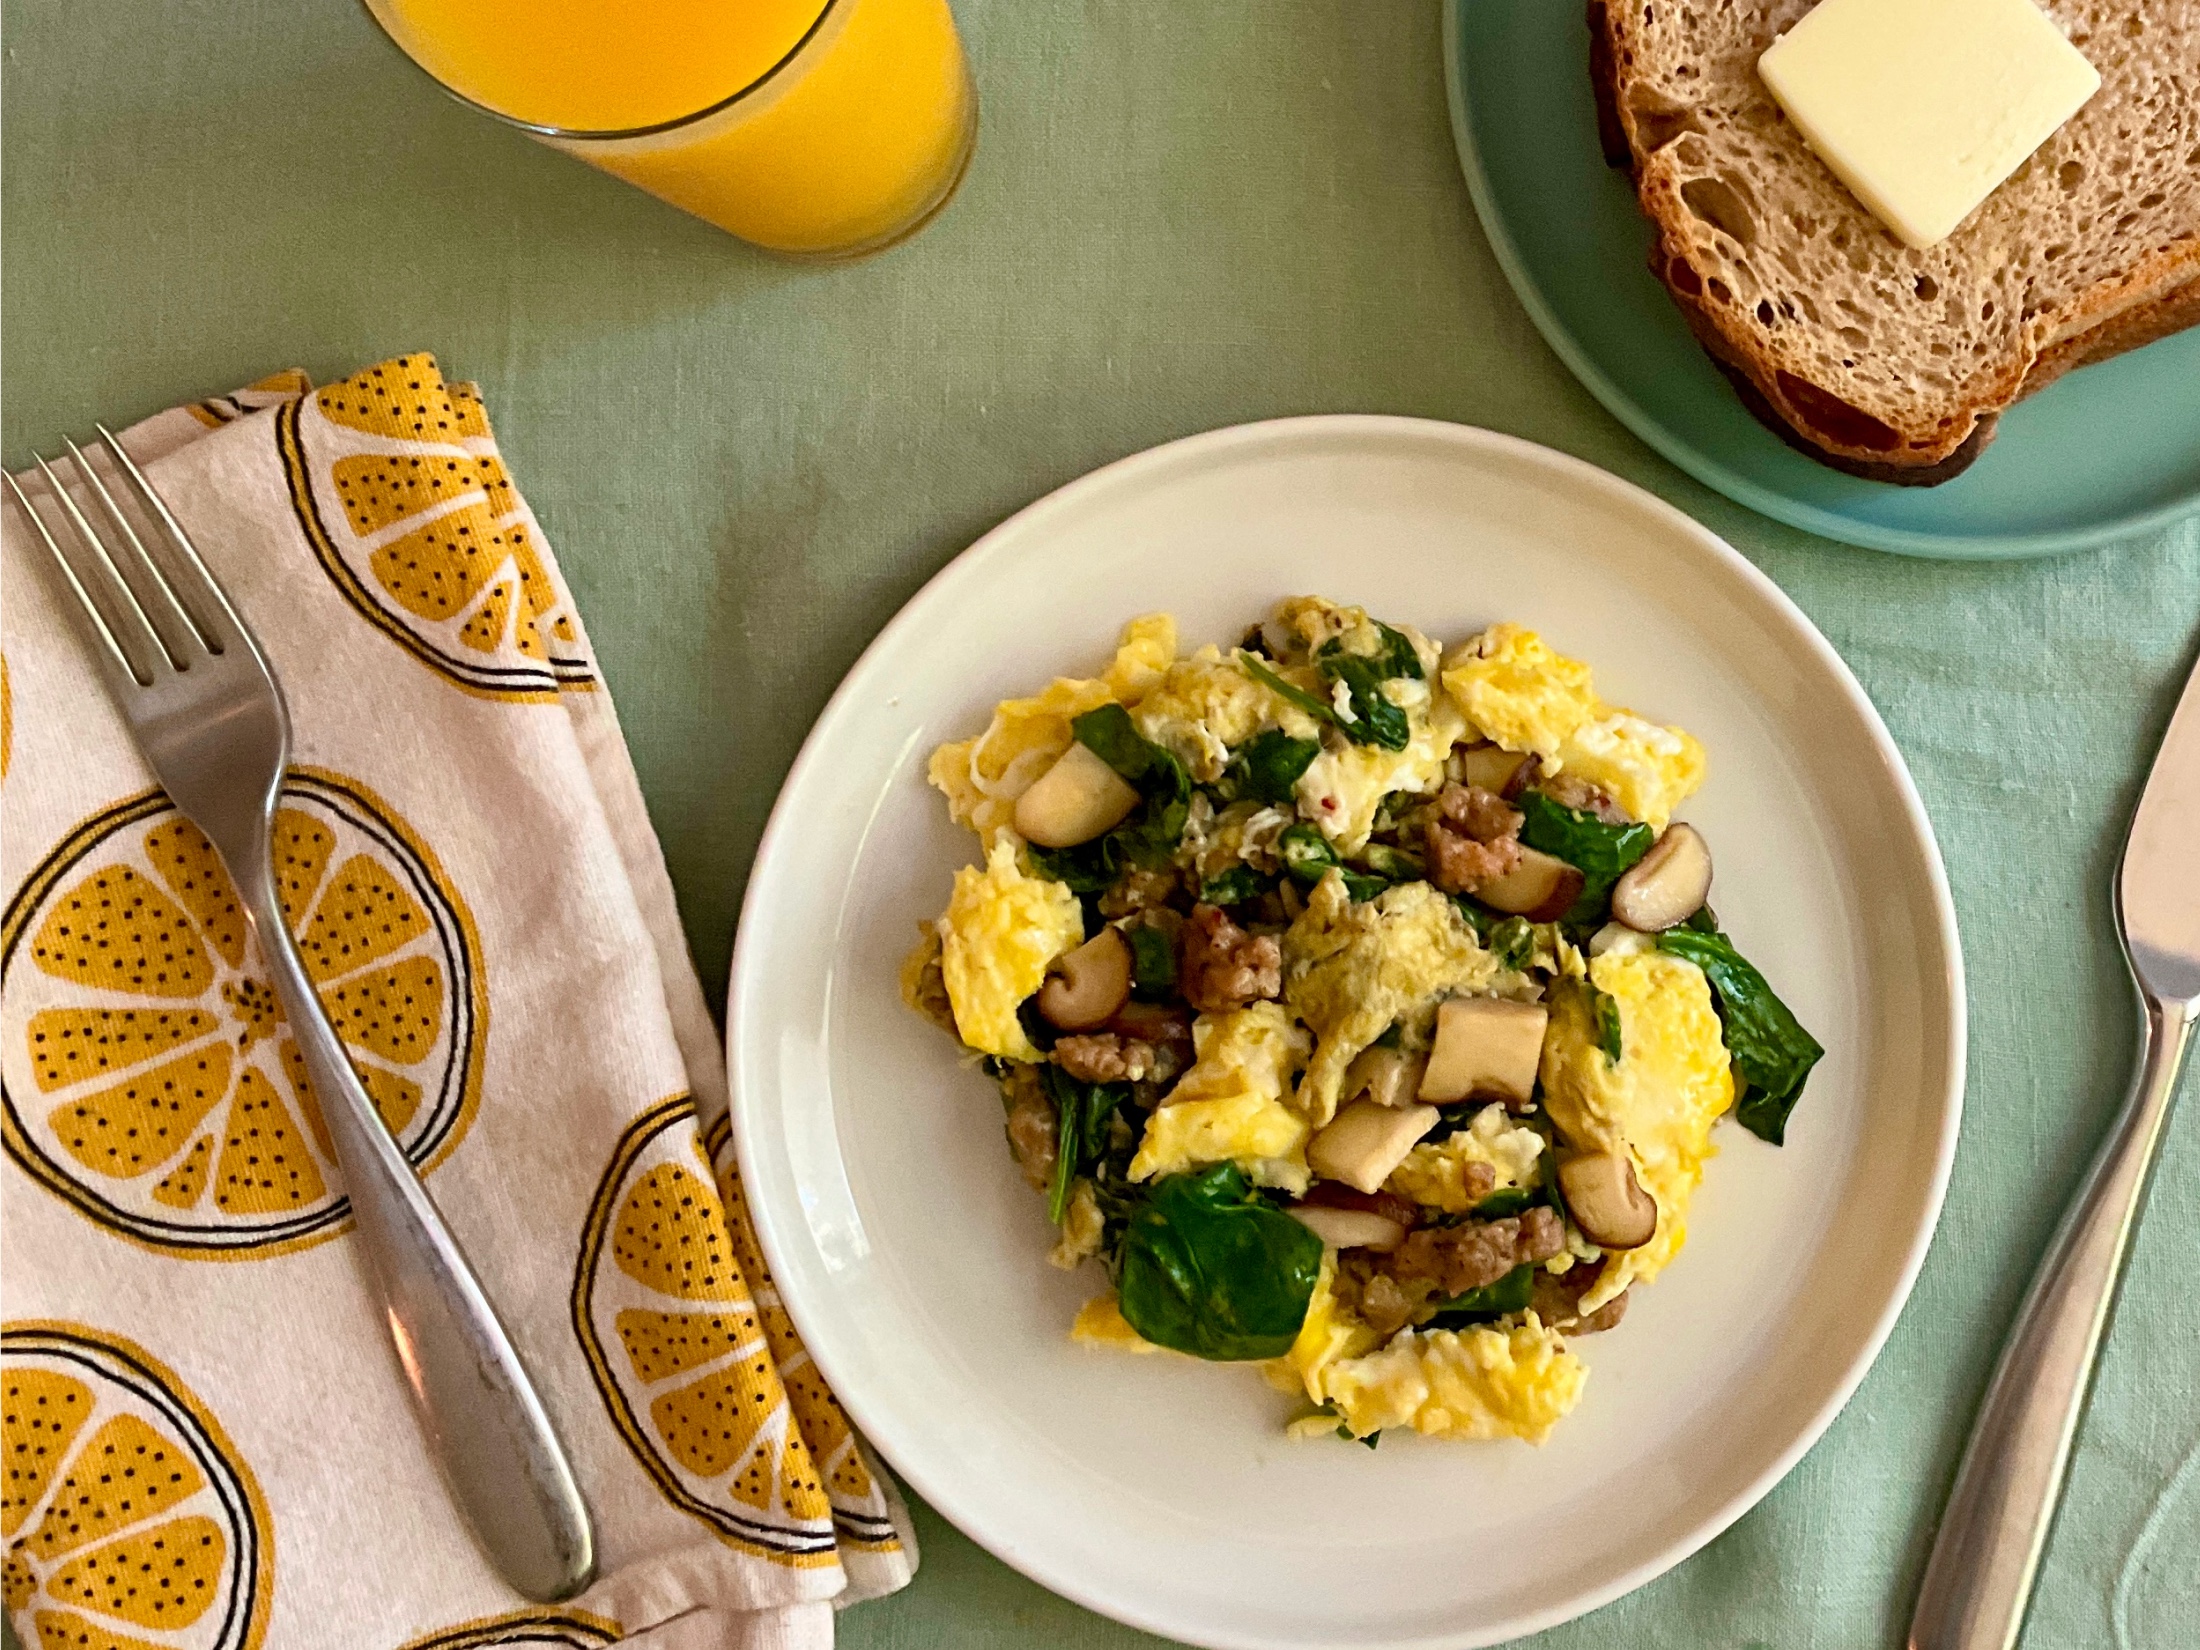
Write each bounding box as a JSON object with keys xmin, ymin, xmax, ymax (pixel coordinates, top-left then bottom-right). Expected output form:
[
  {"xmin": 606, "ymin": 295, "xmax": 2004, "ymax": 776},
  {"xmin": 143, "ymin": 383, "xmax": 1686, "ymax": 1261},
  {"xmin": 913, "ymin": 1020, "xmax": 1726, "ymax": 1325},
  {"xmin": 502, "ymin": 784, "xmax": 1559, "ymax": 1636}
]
[{"xmin": 5, "ymin": 432, "xmax": 594, "ymax": 1602}]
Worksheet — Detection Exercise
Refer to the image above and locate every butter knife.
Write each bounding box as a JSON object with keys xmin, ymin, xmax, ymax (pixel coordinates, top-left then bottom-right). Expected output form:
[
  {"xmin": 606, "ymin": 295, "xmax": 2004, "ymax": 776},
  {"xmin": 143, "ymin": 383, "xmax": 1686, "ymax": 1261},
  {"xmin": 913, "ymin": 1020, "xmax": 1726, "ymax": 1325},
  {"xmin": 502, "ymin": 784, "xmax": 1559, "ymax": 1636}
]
[{"xmin": 1910, "ymin": 643, "xmax": 2200, "ymax": 1650}]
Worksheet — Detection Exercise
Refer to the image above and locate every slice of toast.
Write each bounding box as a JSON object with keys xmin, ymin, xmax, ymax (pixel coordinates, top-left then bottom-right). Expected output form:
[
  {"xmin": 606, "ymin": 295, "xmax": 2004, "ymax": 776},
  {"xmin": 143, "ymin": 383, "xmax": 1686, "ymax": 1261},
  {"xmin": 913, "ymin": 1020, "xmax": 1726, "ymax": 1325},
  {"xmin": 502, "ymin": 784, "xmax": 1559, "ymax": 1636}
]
[{"xmin": 1589, "ymin": 0, "xmax": 2200, "ymax": 483}]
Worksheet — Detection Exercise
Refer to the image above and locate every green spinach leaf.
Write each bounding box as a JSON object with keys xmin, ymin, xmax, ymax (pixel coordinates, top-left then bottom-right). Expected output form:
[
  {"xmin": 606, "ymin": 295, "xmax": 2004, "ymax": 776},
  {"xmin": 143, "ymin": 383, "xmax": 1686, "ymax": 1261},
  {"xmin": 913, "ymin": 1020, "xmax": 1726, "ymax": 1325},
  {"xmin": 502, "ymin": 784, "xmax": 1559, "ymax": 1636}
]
[
  {"xmin": 1657, "ymin": 926, "xmax": 1824, "ymax": 1145},
  {"xmin": 1116, "ymin": 1164, "xmax": 1324, "ymax": 1360},
  {"xmin": 1470, "ymin": 1186, "xmax": 1539, "ymax": 1219},
  {"xmin": 1227, "ymin": 730, "xmax": 1322, "ymax": 804},
  {"xmin": 1316, "ymin": 652, "xmax": 1411, "ymax": 751},
  {"xmin": 1125, "ymin": 923, "xmax": 1178, "ymax": 1000},
  {"xmin": 1486, "ymin": 915, "xmax": 1537, "ymax": 972},
  {"xmin": 1043, "ymin": 1065, "xmax": 1130, "ymax": 1225},
  {"xmin": 1424, "ymin": 1260, "xmax": 1537, "ymax": 1327},
  {"xmin": 1238, "ymin": 652, "xmax": 1341, "ymax": 727},
  {"xmin": 1199, "ymin": 864, "xmax": 1276, "ymax": 907},
  {"xmin": 1515, "ymin": 791, "xmax": 1656, "ymax": 923},
  {"xmin": 1590, "ymin": 984, "xmax": 1623, "ymax": 1064}
]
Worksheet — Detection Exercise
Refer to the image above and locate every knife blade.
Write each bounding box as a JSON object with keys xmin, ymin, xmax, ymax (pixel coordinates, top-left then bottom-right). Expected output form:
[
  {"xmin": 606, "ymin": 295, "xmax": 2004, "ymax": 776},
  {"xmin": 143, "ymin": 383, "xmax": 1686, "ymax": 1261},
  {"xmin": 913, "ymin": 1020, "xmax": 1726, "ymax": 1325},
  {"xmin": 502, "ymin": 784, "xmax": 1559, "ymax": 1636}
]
[
  {"xmin": 2121, "ymin": 645, "xmax": 2200, "ymax": 1005},
  {"xmin": 1911, "ymin": 636, "xmax": 2200, "ymax": 1650}
]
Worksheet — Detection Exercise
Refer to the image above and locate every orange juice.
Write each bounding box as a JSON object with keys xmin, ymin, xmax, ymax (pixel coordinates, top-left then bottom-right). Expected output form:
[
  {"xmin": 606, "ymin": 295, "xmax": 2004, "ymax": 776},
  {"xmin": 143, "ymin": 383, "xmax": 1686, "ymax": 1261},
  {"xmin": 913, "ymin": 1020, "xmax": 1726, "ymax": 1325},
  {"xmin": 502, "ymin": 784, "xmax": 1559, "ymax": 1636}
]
[{"xmin": 367, "ymin": 0, "xmax": 976, "ymax": 256}]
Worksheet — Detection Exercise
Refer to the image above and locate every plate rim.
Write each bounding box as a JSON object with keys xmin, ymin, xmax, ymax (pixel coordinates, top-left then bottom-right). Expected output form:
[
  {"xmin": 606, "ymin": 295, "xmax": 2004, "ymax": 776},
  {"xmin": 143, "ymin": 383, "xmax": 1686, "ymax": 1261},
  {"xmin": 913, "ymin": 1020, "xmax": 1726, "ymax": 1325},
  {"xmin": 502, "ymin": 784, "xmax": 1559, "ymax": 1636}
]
[
  {"xmin": 725, "ymin": 414, "xmax": 1969, "ymax": 1647},
  {"xmin": 1439, "ymin": 0, "xmax": 2200, "ymax": 561}
]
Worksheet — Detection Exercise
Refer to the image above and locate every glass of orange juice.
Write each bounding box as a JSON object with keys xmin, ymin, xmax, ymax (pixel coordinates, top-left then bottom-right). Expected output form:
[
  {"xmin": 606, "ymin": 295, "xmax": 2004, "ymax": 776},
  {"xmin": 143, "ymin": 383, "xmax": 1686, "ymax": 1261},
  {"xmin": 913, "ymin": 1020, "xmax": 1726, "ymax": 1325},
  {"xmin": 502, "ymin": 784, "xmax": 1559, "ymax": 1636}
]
[{"xmin": 362, "ymin": 0, "xmax": 978, "ymax": 258}]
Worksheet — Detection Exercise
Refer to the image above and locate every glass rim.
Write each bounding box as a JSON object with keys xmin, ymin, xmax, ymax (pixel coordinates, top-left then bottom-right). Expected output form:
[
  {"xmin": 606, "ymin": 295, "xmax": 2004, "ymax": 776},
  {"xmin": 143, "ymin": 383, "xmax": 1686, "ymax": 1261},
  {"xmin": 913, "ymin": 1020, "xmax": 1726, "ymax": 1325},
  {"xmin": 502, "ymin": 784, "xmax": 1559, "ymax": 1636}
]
[{"xmin": 356, "ymin": 0, "xmax": 843, "ymax": 142}]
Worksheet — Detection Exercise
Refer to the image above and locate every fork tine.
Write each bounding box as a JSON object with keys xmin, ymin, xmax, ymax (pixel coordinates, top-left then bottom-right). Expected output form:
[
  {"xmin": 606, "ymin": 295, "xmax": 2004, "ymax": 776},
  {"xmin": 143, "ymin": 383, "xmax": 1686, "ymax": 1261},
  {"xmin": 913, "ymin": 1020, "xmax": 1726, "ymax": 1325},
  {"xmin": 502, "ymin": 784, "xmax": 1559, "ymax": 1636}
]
[
  {"xmin": 64, "ymin": 437, "xmax": 210, "ymax": 660},
  {"xmin": 26, "ymin": 454, "xmax": 175, "ymax": 681},
  {"xmin": 5, "ymin": 469, "xmax": 150, "ymax": 690},
  {"xmin": 98, "ymin": 424, "xmax": 249, "ymax": 654}
]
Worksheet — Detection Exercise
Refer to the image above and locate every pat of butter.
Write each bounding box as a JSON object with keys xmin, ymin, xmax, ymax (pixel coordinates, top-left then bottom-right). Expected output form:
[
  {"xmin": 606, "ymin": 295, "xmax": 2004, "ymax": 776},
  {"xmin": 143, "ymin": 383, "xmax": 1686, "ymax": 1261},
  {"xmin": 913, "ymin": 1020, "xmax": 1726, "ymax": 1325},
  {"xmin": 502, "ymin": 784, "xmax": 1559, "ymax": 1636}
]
[{"xmin": 1758, "ymin": 0, "xmax": 2099, "ymax": 249}]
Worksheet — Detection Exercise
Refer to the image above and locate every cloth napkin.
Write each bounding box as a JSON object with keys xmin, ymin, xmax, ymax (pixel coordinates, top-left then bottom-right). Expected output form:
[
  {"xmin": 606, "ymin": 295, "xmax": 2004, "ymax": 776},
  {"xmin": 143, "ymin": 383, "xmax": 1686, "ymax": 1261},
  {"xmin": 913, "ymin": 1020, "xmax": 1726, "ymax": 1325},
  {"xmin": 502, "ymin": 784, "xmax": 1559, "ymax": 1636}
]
[{"xmin": 0, "ymin": 357, "xmax": 915, "ymax": 1649}]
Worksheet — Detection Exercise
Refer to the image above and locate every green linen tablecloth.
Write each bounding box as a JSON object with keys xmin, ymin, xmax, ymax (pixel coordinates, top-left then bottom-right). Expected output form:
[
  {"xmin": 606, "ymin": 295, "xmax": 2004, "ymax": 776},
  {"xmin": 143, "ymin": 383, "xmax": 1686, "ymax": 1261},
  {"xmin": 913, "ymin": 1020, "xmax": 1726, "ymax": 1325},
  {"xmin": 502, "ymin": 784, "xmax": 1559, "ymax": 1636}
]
[{"xmin": 4, "ymin": 2, "xmax": 2195, "ymax": 1645}]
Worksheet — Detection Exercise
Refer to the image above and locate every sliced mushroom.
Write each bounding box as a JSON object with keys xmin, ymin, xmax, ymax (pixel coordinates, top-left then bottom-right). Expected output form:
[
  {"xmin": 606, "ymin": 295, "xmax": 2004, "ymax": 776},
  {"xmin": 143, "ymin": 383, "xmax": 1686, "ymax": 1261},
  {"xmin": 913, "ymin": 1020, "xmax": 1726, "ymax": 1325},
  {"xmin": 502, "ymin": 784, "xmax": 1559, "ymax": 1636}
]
[
  {"xmin": 1342, "ymin": 1043, "xmax": 1430, "ymax": 1109},
  {"xmin": 1418, "ymin": 997, "xmax": 1549, "ymax": 1107},
  {"xmin": 1474, "ymin": 845, "xmax": 1585, "ymax": 921},
  {"xmin": 1611, "ymin": 823, "xmax": 1712, "ymax": 932},
  {"xmin": 1557, "ymin": 1151, "xmax": 1658, "ymax": 1250},
  {"xmin": 1036, "ymin": 929, "xmax": 1132, "ymax": 1030},
  {"xmin": 1455, "ymin": 743, "xmax": 1538, "ymax": 798},
  {"xmin": 1013, "ymin": 742, "xmax": 1141, "ymax": 848},
  {"xmin": 1289, "ymin": 1204, "xmax": 1408, "ymax": 1252},
  {"xmin": 1306, "ymin": 1099, "xmax": 1441, "ymax": 1194}
]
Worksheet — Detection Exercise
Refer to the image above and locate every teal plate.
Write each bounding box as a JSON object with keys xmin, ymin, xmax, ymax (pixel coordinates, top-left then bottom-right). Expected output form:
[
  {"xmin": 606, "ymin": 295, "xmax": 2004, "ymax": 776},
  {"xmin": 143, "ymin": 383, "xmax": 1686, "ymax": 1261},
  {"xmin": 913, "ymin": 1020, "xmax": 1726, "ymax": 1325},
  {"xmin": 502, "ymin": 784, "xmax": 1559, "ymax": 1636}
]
[{"xmin": 1443, "ymin": 0, "xmax": 2200, "ymax": 558}]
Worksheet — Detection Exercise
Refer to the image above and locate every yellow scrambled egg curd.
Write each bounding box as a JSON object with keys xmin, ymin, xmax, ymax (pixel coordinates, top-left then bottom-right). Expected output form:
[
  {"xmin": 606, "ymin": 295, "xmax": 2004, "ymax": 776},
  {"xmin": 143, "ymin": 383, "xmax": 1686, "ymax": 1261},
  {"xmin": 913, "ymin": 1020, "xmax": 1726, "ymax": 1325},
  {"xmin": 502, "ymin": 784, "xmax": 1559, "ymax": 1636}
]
[
  {"xmin": 1071, "ymin": 1292, "xmax": 1166, "ymax": 1353},
  {"xmin": 1553, "ymin": 708, "xmax": 1707, "ymax": 831},
  {"xmin": 1284, "ymin": 876, "xmax": 1505, "ymax": 1123},
  {"xmin": 1540, "ymin": 950, "xmax": 1735, "ymax": 1309},
  {"xmin": 1441, "ymin": 624, "xmax": 1706, "ymax": 828},
  {"xmin": 1129, "ymin": 1002, "xmax": 1314, "ymax": 1193},
  {"xmin": 1050, "ymin": 1178, "xmax": 1105, "ymax": 1269},
  {"xmin": 1385, "ymin": 1103, "xmax": 1549, "ymax": 1213},
  {"xmin": 1297, "ymin": 675, "xmax": 1468, "ymax": 852},
  {"xmin": 1133, "ymin": 645, "xmax": 1326, "ymax": 783},
  {"xmin": 937, "ymin": 838, "xmax": 1086, "ymax": 1060},
  {"xmin": 1267, "ymin": 1253, "xmax": 1383, "ymax": 1406},
  {"xmin": 928, "ymin": 613, "xmax": 1178, "ymax": 838},
  {"xmin": 1317, "ymin": 1319, "xmax": 1586, "ymax": 1443},
  {"xmin": 1440, "ymin": 623, "xmax": 1600, "ymax": 762}
]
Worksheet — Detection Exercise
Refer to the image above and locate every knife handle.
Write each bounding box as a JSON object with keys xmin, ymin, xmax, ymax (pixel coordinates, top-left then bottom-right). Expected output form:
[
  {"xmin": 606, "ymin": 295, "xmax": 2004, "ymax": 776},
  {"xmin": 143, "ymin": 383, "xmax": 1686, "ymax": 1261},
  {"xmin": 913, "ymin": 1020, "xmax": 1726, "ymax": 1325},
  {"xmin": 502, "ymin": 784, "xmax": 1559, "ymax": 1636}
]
[{"xmin": 1908, "ymin": 988, "xmax": 2194, "ymax": 1650}]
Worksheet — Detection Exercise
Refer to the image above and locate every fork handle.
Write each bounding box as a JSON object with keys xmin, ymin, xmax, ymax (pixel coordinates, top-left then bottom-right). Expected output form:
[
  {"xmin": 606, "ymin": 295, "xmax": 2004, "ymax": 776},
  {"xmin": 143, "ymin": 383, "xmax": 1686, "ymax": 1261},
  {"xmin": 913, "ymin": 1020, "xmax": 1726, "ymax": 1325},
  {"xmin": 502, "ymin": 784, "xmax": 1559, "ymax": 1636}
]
[
  {"xmin": 243, "ymin": 864, "xmax": 596, "ymax": 1601},
  {"xmin": 1908, "ymin": 988, "xmax": 2194, "ymax": 1650}
]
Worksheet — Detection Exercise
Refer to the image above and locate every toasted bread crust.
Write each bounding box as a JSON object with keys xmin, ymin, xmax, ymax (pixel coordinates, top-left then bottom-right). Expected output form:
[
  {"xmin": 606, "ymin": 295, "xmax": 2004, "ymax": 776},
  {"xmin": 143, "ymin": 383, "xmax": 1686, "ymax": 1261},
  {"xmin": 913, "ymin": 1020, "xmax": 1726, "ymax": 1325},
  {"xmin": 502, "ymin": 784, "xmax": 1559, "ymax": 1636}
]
[{"xmin": 1587, "ymin": 1, "xmax": 2200, "ymax": 485}]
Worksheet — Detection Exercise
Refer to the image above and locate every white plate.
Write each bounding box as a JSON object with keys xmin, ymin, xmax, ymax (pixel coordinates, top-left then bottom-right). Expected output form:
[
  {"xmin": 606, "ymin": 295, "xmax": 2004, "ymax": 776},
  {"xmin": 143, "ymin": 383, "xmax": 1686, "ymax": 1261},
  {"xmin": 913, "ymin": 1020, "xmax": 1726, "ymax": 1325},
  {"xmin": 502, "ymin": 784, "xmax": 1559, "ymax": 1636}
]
[{"xmin": 726, "ymin": 418, "xmax": 1964, "ymax": 1649}]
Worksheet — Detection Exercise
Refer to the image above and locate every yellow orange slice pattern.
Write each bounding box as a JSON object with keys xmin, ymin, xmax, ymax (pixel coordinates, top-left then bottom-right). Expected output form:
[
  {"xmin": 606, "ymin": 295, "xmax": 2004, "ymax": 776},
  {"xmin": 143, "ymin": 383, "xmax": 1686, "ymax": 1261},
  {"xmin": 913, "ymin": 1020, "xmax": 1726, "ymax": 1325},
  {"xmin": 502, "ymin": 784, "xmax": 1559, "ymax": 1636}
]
[
  {"xmin": 572, "ymin": 1097, "xmax": 837, "ymax": 1566},
  {"xmin": 0, "ymin": 772, "xmax": 486, "ymax": 1258},
  {"xmin": 275, "ymin": 355, "xmax": 591, "ymax": 701},
  {"xmin": 2, "ymin": 1321, "xmax": 272, "ymax": 1650},
  {"xmin": 700, "ymin": 1113, "xmax": 904, "ymax": 1556},
  {"xmin": 397, "ymin": 1608, "xmax": 621, "ymax": 1649}
]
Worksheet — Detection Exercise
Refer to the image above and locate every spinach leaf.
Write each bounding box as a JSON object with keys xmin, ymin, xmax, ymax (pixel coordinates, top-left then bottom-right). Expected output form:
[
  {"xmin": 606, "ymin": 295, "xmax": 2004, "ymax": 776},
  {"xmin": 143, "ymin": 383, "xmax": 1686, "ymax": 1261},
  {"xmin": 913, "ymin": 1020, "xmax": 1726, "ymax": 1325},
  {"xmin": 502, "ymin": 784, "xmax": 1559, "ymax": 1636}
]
[
  {"xmin": 1228, "ymin": 730, "xmax": 1321, "ymax": 804},
  {"xmin": 1024, "ymin": 841, "xmax": 1115, "ymax": 894},
  {"xmin": 1116, "ymin": 1164, "xmax": 1324, "ymax": 1360},
  {"xmin": 1199, "ymin": 864, "xmax": 1276, "ymax": 907},
  {"xmin": 1515, "ymin": 791, "xmax": 1656, "ymax": 923},
  {"xmin": 1424, "ymin": 1260, "xmax": 1537, "ymax": 1327},
  {"xmin": 1371, "ymin": 622, "xmax": 1426, "ymax": 681},
  {"xmin": 1316, "ymin": 652, "xmax": 1411, "ymax": 751},
  {"xmin": 1470, "ymin": 1186, "xmax": 1539, "ymax": 1219},
  {"xmin": 1657, "ymin": 926, "xmax": 1824, "ymax": 1146},
  {"xmin": 1238, "ymin": 652, "xmax": 1342, "ymax": 727},
  {"xmin": 1486, "ymin": 915, "xmax": 1536, "ymax": 972},
  {"xmin": 1590, "ymin": 984, "xmax": 1624, "ymax": 1064},
  {"xmin": 1042, "ymin": 1065, "xmax": 1130, "ymax": 1225},
  {"xmin": 1125, "ymin": 923, "xmax": 1178, "ymax": 1000}
]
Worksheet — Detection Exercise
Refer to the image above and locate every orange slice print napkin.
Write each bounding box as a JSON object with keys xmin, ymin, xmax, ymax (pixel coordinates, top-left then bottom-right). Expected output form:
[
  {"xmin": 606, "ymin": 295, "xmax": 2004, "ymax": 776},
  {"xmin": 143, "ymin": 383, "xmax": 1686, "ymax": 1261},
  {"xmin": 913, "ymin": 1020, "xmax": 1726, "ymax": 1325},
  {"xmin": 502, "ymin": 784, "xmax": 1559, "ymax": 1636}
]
[{"xmin": 0, "ymin": 358, "xmax": 916, "ymax": 1650}]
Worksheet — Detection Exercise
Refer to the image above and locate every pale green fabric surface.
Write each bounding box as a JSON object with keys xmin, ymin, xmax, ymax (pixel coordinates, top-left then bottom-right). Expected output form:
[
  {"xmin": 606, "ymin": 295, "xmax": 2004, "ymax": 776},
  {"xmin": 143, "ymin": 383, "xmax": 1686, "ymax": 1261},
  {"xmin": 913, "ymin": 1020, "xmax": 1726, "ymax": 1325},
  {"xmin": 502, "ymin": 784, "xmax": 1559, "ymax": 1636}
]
[{"xmin": 4, "ymin": 2, "xmax": 2196, "ymax": 1646}]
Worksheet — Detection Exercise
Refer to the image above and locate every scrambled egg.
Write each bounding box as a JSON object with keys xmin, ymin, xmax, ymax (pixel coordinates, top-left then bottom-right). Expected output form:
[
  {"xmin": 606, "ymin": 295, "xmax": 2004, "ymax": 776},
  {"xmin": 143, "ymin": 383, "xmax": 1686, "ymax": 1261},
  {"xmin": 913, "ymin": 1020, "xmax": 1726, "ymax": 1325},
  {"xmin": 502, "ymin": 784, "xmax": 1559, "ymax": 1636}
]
[
  {"xmin": 1553, "ymin": 709, "xmax": 1707, "ymax": 831},
  {"xmin": 1266, "ymin": 1253, "xmax": 1383, "ymax": 1403},
  {"xmin": 1130, "ymin": 1003, "xmax": 1313, "ymax": 1192},
  {"xmin": 1540, "ymin": 951, "xmax": 1735, "ymax": 1310},
  {"xmin": 1180, "ymin": 798, "xmax": 1295, "ymax": 886},
  {"xmin": 1269, "ymin": 1261, "xmax": 1583, "ymax": 1443},
  {"xmin": 1441, "ymin": 624, "xmax": 1706, "ymax": 828},
  {"xmin": 1071, "ymin": 1292, "xmax": 1166, "ymax": 1353},
  {"xmin": 1133, "ymin": 645, "xmax": 1326, "ymax": 783},
  {"xmin": 928, "ymin": 613, "xmax": 1177, "ymax": 838},
  {"xmin": 1297, "ymin": 677, "xmax": 1467, "ymax": 852},
  {"xmin": 1049, "ymin": 1179, "xmax": 1105, "ymax": 1269},
  {"xmin": 1284, "ymin": 876, "xmax": 1504, "ymax": 1123},
  {"xmin": 1386, "ymin": 1103, "xmax": 1548, "ymax": 1213},
  {"xmin": 936, "ymin": 838, "xmax": 1085, "ymax": 1060},
  {"xmin": 1317, "ymin": 1320, "xmax": 1586, "ymax": 1443},
  {"xmin": 1440, "ymin": 623, "xmax": 1599, "ymax": 762}
]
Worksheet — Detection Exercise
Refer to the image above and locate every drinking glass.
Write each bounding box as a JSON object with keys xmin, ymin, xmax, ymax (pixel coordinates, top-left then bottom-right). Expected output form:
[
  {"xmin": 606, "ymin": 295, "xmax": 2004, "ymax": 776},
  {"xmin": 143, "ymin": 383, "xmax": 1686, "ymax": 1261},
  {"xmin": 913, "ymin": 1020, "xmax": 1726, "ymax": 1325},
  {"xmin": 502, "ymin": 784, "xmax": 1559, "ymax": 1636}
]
[{"xmin": 364, "ymin": 0, "xmax": 978, "ymax": 258}]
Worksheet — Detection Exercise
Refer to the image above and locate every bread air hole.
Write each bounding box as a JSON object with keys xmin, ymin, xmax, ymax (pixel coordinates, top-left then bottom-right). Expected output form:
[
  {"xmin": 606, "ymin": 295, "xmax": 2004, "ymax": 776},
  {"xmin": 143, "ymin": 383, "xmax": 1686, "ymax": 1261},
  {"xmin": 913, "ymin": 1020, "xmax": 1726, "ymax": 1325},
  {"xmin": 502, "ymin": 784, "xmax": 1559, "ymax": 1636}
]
[
  {"xmin": 2059, "ymin": 160, "xmax": 2086, "ymax": 191},
  {"xmin": 1680, "ymin": 176, "xmax": 1757, "ymax": 245},
  {"xmin": 1914, "ymin": 275, "xmax": 1939, "ymax": 301}
]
